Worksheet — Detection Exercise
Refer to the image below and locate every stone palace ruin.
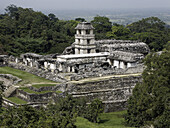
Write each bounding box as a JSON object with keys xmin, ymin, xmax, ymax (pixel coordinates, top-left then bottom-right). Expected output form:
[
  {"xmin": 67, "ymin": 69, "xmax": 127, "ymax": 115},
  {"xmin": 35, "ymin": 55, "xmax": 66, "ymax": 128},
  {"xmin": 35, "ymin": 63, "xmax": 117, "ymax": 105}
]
[
  {"xmin": 15, "ymin": 22, "xmax": 149, "ymax": 76},
  {"xmin": 1, "ymin": 22, "xmax": 150, "ymax": 111}
]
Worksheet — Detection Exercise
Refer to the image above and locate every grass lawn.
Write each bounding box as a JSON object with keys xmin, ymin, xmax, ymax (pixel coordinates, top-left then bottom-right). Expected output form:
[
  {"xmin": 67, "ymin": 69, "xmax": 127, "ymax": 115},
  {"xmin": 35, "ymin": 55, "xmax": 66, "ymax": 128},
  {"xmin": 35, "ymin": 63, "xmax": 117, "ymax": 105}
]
[
  {"xmin": 0, "ymin": 67, "xmax": 56, "ymax": 85},
  {"xmin": 32, "ymin": 84, "xmax": 58, "ymax": 89},
  {"xmin": 6, "ymin": 97, "xmax": 27, "ymax": 104},
  {"xmin": 76, "ymin": 111, "xmax": 134, "ymax": 128}
]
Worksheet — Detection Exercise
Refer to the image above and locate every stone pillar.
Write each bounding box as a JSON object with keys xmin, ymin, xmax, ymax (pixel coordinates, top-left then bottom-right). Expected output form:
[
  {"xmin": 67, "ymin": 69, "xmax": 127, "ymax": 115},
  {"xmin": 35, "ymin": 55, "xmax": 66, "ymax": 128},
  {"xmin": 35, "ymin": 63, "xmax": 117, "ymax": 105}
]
[
  {"xmin": 44, "ymin": 62, "xmax": 48, "ymax": 69},
  {"xmin": 127, "ymin": 63, "xmax": 131, "ymax": 68},
  {"xmin": 24, "ymin": 60, "xmax": 27, "ymax": 66},
  {"xmin": 75, "ymin": 39, "xmax": 79, "ymax": 44},
  {"xmin": 75, "ymin": 48, "xmax": 79, "ymax": 54},
  {"xmin": 76, "ymin": 30, "xmax": 80, "ymax": 35},
  {"xmin": 107, "ymin": 59, "xmax": 112, "ymax": 65},
  {"xmin": 80, "ymin": 49, "xmax": 84, "ymax": 54},
  {"xmin": 91, "ymin": 49, "xmax": 96, "ymax": 53},
  {"xmin": 81, "ymin": 39, "xmax": 86, "ymax": 45},
  {"xmin": 31, "ymin": 61, "xmax": 34, "ymax": 67},
  {"xmin": 59, "ymin": 64, "xmax": 63, "ymax": 72},
  {"xmin": 120, "ymin": 61, "xmax": 125, "ymax": 69},
  {"xmin": 81, "ymin": 30, "xmax": 86, "ymax": 35},
  {"xmin": 67, "ymin": 66, "xmax": 71, "ymax": 72},
  {"xmin": 72, "ymin": 67, "xmax": 75, "ymax": 73},
  {"xmin": 15, "ymin": 58, "xmax": 18, "ymax": 63},
  {"xmin": 50, "ymin": 64, "xmax": 56, "ymax": 73},
  {"xmin": 83, "ymin": 50, "xmax": 87, "ymax": 54},
  {"xmin": 90, "ymin": 30, "xmax": 93, "ymax": 34},
  {"xmin": 114, "ymin": 60, "xmax": 119, "ymax": 68}
]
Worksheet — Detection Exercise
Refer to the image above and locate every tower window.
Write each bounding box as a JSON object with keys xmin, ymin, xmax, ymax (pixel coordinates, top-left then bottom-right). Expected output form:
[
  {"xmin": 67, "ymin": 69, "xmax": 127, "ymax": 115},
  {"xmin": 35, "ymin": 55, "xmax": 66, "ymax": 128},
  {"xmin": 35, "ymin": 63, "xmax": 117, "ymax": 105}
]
[
  {"xmin": 79, "ymin": 30, "xmax": 81, "ymax": 35},
  {"xmin": 86, "ymin": 30, "xmax": 90, "ymax": 34},
  {"xmin": 87, "ymin": 49, "xmax": 91, "ymax": 53},
  {"xmin": 87, "ymin": 39, "xmax": 90, "ymax": 44},
  {"xmin": 96, "ymin": 49, "xmax": 99, "ymax": 53}
]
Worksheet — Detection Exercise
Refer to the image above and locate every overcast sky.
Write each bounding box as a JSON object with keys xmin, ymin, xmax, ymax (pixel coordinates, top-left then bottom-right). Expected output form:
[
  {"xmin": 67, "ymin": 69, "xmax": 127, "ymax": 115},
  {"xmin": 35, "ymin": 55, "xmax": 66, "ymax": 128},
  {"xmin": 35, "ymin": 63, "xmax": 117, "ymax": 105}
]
[{"xmin": 1, "ymin": 0, "xmax": 170, "ymax": 11}]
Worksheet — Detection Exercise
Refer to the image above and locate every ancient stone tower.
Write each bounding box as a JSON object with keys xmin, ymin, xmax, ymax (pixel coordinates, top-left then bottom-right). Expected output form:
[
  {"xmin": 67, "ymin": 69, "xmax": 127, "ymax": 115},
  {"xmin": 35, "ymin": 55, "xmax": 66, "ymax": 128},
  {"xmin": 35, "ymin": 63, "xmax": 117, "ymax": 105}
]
[{"xmin": 74, "ymin": 22, "xmax": 96, "ymax": 54}]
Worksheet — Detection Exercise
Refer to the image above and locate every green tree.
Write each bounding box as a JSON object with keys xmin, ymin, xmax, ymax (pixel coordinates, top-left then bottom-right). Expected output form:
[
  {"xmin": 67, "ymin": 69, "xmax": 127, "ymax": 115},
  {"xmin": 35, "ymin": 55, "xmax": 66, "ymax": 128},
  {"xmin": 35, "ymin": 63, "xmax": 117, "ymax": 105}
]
[
  {"xmin": 75, "ymin": 18, "xmax": 86, "ymax": 22},
  {"xmin": 125, "ymin": 51, "xmax": 170, "ymax": 127},
  {"xmin": 0, "ymin": 105, "xmax": 45, "ymax": 127},
  {"xmin": 91, "ymin": 16, "xmax": 112, "ymax": 40},
  {"xmin": 0, "ymin": 5, "xmax": 79, "ymax": 56},
  {"xmin": 0, "ymin": 82, "xmax": 4, "ymax": 113},
  {"xmin": 47, "ymin": 95, "xmax": 77, "ymax": 128},
  {"xmin": 48, "ymin": 13, "xmax": 58, "ymax": 22},
  {"xmin": 84, "ymin": 99, "xmax": 104, "ymax": 123},
  {"xmin": 106, "ymin": 24, "xmax": 130, "ymax": 40},
  {"xmin": 127, "ymin": 17, "xmax": 170, "ymax": 51},
  {"xmin": 163, "ymin": 41, "xmax": 170, "ymax": 51}
]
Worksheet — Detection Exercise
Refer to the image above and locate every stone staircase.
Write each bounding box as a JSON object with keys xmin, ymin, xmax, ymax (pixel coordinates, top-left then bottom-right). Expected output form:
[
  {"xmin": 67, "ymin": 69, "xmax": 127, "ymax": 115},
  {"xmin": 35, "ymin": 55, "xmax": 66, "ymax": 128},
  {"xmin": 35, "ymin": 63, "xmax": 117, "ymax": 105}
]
[{"xmin": 3, "ymin": 86, "xmax": 17, "ymax": 98}]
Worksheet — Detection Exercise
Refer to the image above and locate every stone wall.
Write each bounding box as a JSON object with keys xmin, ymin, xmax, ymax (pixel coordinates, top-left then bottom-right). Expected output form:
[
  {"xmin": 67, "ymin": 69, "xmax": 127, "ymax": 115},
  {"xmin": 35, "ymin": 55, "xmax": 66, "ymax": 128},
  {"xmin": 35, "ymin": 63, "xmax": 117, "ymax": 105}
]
[
  {"xmin": 28, "ymin": 84, "xmax": 64, "ymax": 92},
  {"xmin": 70, "ymin": 65, "xmax": 144, "ymax": 81},
  {"xmin": 65, "ymin": 75, "xmax": 142, "ymax": 112},
  {"xmin": 3, "ymin": 98, "xmax": 48, "ymax": 108},
  {"xmin": 0, "ymin": 74, "xmax": 22, "ymax": 89},
  {"xmin": 17, "ymin": 89, "xmax": 57, "ymax": 102},
  {"xmin": 8, "ymin": 62, "xmax": 67, "ymax": 83}
]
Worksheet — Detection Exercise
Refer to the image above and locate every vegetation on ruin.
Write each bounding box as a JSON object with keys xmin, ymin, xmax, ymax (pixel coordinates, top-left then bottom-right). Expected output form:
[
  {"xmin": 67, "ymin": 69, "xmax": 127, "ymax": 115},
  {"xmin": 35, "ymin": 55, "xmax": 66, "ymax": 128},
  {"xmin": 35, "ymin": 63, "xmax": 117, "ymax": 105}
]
[
  {"xmin": 0, "ymin": 5, "xmax": 170, "ymax": 56},
  {"xmin": 19, "ymin": 87, "xmax": 62, "ymax": 94},
  {"xmin": 0, "ymin": 95, "xmax": 105, "ymax": 128},
  {"xmin": 125, "ymin": 51, "xmax": 170, "ymax": 128},
  {"xmin": 32, "ymin": 83, "xmax": 59, "ymax": 89},
  {"xmin": 6, "ymin": 96, "xmax": 27, "ymax": 104},
  {"xmin": 0, "ymin": 67, "xmax": 55, "ymax": 85}
]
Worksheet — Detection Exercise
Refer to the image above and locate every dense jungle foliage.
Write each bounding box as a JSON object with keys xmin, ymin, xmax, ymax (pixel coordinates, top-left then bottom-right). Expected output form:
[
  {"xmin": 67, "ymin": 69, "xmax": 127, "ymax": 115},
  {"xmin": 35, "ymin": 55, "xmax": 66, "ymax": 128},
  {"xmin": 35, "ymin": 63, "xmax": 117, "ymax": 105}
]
[
  {"xmin": 125, "ymin": 50, "xmax": 170, "ymax": 128},
  {"xmin": 0, "ymin": 5, "xmax": 170, "ymax": 56},
  {"xmin": 0, "ymin": 82, "xmax": 4, "ymax": 113},
  {"xmin": 0, "ymin": 95, "xmax": 103, "ymax": 128}
]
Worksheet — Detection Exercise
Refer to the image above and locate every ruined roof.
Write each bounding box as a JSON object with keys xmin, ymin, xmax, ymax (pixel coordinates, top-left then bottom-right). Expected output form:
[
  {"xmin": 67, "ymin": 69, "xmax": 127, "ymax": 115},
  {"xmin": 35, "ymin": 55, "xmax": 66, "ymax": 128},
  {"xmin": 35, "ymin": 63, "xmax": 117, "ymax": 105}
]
[
  {"xmin": 0, "ymin": 55, "xmax": 8, "ymax": 58},
  {"xmin": 108, "ymin": 51, "xmax": 144, "ymax": 62},
  {"xmin": 20, "ymin": 53, "xmax": 42, "ymax": 58},
  {"xmin": 75, "ymin": 22, "xmax": 95, "ymax": 30},
  {"xmin": 43, "ymin": 54, "xmax": 58, "ymax": 59},
  {"xmin": 95, "ymin": 40, "xmax": 150, "ymax": 54}
]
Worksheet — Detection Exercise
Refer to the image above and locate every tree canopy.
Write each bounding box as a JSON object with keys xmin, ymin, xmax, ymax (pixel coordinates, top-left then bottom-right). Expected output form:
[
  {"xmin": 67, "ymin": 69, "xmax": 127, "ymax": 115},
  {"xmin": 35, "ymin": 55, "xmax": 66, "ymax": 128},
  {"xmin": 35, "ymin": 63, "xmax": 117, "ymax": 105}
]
[
  {"xmin": 0, "ymin": 5, "xmax": 78, "ymax": 56},
  {"xmin": 106, "ymin": 17, "xmax": 170, "ymax": 51},
  {"xmin": 0, "ymin": 5, "xmax": 170, "ymax": 56},
  {"xmin": 0, "ymin": 94, "xmax": 103, "ymax": 127},
  {"xmin": 91, "ymin": 16, "xmax": 112, "ymax": 40},
  {"xmin": 125, "ymin": 51, "xmax": 170, "ymax": 128},
  {"xmin": 0, "ymin": 82, "xmax": 4, "ymax": 113}
]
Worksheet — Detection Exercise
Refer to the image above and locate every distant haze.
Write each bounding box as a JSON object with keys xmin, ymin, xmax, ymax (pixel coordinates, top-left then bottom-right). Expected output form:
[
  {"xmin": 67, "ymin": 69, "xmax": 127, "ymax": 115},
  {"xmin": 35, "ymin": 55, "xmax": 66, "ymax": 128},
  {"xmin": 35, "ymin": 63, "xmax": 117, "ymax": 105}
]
[{"xmin": 1, "ymin": 0, "xmax": 170, "ymax": 12}]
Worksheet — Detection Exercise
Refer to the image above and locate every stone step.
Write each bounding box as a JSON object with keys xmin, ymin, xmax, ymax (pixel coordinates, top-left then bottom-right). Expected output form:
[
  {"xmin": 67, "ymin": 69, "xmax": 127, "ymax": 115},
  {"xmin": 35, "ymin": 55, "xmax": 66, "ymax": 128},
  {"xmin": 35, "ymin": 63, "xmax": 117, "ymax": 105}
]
[{"xmin": 3, "ymin": 86, "xmax": 17, "ymax": 98}]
